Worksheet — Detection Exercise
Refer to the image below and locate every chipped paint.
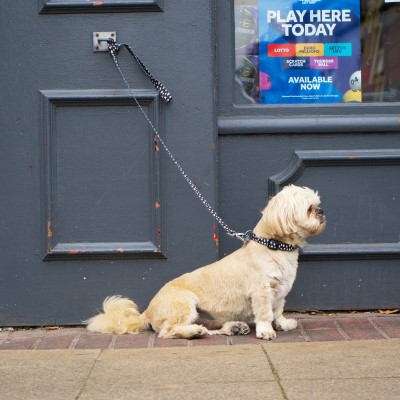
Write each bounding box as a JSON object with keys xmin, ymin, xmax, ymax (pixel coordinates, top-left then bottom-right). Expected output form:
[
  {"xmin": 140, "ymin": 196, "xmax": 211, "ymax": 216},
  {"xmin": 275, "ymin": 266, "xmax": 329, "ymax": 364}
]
[
  {"xmin": 213, "ymin": 224, "xmax": 219, "ymax": 254},
  {"xmin": 157, "ymin": 227, "xmax": 161, "ymax": 241},
  {"xmin": 213, "ymin": 231, "xmax": 219, "ymax": 243},
  {"xmin": 93, "ymin": 1, "xmax": 104, "ymax": 6},
  {"xmin": 47, "ymin": 221, "xmax": 53, "ymax": 238},
  {"xmin": 69, "ymin": 250, "xmax": 79, "ymax": 255},
  {"xmin": 155, "ymin": 201, "xmax": 161, "ymax": 209},
  {"xmin": 154, "ymin": 134, "xmax": 160, "ymax": 152},
  {"xmin": 213, "ymin": 224, "xmax": 219, "ymax": 245},
  {"xmin": 117, "ymin": 248, "xmax": 124, "ymax": 253}
]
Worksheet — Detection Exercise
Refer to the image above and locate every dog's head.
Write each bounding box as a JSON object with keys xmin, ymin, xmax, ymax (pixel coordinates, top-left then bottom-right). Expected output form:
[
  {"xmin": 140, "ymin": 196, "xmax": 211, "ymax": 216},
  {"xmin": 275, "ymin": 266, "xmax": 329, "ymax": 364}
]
[{"xmin": 255, "ymin": 185, "xmax": 326, "ymax": 246}]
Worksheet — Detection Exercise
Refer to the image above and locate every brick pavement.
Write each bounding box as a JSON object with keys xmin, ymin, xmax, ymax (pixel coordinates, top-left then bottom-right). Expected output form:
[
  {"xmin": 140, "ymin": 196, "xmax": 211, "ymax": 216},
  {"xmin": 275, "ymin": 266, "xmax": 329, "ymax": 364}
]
[{"xmin": 0, "ymin": 313, "xmax": 398, "ymax": 350}]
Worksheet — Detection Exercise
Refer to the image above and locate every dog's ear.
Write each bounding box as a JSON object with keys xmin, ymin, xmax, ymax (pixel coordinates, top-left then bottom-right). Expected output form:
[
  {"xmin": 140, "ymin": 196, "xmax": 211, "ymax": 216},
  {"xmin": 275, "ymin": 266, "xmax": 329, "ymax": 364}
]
[
  {"xmin": 260, "ymin": 188, "xmax": 301, "ymax": 239},
  {"xmin": 256, "ymin": 185, "xmax": 323, "ymax": 241}
]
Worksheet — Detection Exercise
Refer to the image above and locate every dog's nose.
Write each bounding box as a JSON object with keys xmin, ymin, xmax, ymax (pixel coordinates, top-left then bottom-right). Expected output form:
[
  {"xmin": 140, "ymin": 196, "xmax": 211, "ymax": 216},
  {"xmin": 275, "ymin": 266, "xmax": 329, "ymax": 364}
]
[{"xmin": 317, "ymin": 208, "xmax": 325, "ymax": 222}]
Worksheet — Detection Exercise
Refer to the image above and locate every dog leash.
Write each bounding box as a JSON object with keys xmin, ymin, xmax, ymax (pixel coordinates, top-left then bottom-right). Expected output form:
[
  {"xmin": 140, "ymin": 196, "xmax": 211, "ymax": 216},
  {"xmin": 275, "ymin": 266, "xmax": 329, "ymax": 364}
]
[{"xmin": 103, "ymin": 39, "xmax": 298, "ymax": 252}]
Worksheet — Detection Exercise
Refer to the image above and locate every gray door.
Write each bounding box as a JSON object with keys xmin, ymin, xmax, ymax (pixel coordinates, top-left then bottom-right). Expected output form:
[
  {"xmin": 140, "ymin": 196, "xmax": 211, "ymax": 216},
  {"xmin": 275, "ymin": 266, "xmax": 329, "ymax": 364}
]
[{"xmin": 1, "ymin": 1, "xmax": 218, "ymax": 325}]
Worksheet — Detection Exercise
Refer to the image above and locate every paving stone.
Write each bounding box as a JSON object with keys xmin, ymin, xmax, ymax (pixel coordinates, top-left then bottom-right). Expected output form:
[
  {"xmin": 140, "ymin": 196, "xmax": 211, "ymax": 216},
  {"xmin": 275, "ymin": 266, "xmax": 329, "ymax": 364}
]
[
  {"xmin": 154, "ymin": 336, "xmax": 190, "ymax": 348},
  {"xmin": 191, "ymin": 333, "xmax": 229, "ymax": 346},
  {"xmin": 74, "ymin": 332, "xmax": 114, "ymax": 349},
  {"xmin": 371, "ymin": 316, "xmax": 400, "ymax": 338},
  {"xmin": 114, "ymin": 331, "xmax": 153, "ymax": 349},
  {"xmin": 265, "ymin": 340, "xmax": 400, "ymax": 380},
  {"xmin": 0, "ymin": 330, "xmax": 45, "ymax": 350},
  {"xmin": 0, "ymin": 330, "xmax": 11, "ymax": 340},
  {"xmin": 274, "ymin": 327, "xmax": 308, "ymax": 343},
  {"xmin": 80, "ymin": 381, "xmax": 284, "ymax": 400},
  {"xmin": 282, "ymin": 377, "xmax": 400, "ymax": 400},
  {"xmin": 230, "ymin": 331, "xmax": 264, "ymax": 345},
  {"xmin": 300, "ymin": 318, "xmax": 339, "ymax": 331},
  {"xmin": 35, "ymin": 330, "xmax": 81, "ymax": 350},
  {"xmin": 336, "ymin": 317, "xmax": 384, "ymax": 340},
  {"xmin": 0, "ymin": 337, "xmax": 39, "ymax": 350},
  {"xmin": 5, "ymin": 329, "xmax": 45, "ymax": 340},
  {"xmin": 300, "ymin": 319, "xmax": 346, "ymax": 341},
  {"xmin": 0, "ymin": 350, "xmax": 99, "ymax": 400},
  {"xmin": 82, "ymin": 345, "xmax": 275, "ymax": 389}
]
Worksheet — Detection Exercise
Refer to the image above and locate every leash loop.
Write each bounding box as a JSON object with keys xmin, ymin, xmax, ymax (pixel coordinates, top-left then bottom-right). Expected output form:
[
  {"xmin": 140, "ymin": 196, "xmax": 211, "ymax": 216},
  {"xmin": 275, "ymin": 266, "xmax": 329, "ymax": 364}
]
[{"xmin": 107, "ymin": 39, "xmax": 172, "ymax": 103}]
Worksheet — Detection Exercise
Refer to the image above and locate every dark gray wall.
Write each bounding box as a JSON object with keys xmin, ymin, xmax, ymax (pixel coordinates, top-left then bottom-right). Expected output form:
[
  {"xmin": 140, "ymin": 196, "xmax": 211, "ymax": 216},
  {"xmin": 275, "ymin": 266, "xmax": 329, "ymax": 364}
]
[{"xmin": 216, "ymin": 1, "xmax": 400, "ymax": 310}]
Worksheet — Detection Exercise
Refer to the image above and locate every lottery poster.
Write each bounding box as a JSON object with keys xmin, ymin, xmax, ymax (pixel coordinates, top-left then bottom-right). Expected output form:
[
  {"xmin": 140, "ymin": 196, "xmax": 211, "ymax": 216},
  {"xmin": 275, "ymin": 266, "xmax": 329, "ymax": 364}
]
[{"xmin": 258, "ymin": 0, "xmax": 361, "ymax": 104}]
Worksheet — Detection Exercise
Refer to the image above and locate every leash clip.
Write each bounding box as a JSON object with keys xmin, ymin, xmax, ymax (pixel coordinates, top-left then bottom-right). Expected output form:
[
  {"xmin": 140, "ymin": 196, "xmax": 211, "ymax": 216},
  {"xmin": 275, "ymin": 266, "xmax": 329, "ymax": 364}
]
[{"xmin": 228, "ymin": 230, "xmax": 252, "ymax": 244}]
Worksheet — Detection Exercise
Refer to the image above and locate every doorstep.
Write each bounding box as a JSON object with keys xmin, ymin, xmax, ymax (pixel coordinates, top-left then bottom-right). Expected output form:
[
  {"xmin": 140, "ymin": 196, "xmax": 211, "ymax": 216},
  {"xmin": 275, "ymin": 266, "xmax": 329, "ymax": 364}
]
[{"xmin": 0, "ymin": 313, "xmax": 399, "ymax": 350}]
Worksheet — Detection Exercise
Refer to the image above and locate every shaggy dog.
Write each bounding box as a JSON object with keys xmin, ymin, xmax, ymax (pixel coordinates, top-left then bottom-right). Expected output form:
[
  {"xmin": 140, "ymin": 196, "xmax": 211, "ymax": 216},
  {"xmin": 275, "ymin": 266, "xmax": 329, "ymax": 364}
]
[{"xmin": 85, "ymin": 185, "xmax": 326, "ymax": 340}]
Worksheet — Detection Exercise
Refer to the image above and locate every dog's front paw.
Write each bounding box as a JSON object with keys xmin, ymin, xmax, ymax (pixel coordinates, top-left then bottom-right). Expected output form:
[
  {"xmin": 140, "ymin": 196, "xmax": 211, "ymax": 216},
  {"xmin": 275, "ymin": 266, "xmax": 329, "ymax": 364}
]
[
  {"xmin": 275, "ymin": 317, "xmax": 297, "ymax": 332},
  {"xmin": 256, "ymin": 322, "xmax": 276, "ymax": 340},
  {"xmin": 232, "ymin": 321, "xmax": 251, "ymax": 335},
  {"xmin": 220, "ymin": 321, "xmax": 250, "ymax": 336}
]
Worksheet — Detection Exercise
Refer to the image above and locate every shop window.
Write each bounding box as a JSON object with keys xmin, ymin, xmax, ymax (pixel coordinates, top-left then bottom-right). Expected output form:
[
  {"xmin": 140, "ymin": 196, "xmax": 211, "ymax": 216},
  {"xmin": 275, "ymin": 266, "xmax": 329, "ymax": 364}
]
[{"xmin": 235, "ymin": 0, "xmax": 400, "ymax": 104}]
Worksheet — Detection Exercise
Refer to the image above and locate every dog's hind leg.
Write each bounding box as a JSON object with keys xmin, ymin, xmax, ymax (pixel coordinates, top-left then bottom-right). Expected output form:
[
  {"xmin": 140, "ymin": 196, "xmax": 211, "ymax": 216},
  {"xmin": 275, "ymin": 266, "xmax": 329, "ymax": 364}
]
[
  {"xmin": 159, "ymin": 323, "xmax": 208, "ymax": 339},
  {"xmin": 158, "ymin": 320, "xmax": 250, "ymax": 339},
  {"xmin": 148, "ymin": 289, "xmax": 209, "ymax": 339}
]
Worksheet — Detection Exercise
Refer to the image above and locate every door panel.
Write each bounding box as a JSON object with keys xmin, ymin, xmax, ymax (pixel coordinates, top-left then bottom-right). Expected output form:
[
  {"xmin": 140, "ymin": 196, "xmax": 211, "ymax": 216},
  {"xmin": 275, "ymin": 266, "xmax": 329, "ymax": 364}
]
[
  {"xmin": 218, "ymin": 134, "xmax": 400, "ymax": 310},
  {"xmin": 41, "ymin": 90, "xmax": 164, "ymax": 260},
  {"xmin": 0, "ymin": 1, "xmax": 218, "ymax": 325}
]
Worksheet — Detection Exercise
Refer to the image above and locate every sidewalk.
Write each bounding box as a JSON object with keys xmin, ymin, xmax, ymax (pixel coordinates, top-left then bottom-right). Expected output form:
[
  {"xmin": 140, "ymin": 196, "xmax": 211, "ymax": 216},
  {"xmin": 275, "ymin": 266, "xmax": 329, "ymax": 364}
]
[{"xmin": 1, "ymin": 314, "xmax": 399, "ymax": 400}]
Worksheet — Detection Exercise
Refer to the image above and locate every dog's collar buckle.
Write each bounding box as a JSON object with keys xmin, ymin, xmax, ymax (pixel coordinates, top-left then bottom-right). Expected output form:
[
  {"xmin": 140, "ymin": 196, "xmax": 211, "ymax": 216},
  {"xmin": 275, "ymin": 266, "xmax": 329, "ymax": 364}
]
[{"xmin": 244, "ymin": 230, "xmax": 299, "ymax": 252}]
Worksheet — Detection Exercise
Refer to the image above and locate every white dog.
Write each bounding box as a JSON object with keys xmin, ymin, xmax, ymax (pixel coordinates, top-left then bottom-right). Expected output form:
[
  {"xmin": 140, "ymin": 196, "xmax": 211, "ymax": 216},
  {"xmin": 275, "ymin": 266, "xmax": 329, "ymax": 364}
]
[{"xmin": 85, "ymin": 185, "xmax": 326, "ymax": 340}]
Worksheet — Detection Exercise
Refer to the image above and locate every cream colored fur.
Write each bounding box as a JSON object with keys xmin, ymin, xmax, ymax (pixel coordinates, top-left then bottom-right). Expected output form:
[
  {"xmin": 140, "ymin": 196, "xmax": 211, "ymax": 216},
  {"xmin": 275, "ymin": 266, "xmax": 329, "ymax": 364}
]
[{"xmin": 85, "ymin": 185, "xmax": 326, "ymax": 340}]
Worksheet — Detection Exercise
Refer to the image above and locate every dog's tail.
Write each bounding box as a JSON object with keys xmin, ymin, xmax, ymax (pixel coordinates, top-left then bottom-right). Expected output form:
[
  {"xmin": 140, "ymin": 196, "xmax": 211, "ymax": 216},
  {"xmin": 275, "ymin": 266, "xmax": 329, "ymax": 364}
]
[{"xmin": 84, "ymin": 295, "xmax": 150, "ymax": 334}]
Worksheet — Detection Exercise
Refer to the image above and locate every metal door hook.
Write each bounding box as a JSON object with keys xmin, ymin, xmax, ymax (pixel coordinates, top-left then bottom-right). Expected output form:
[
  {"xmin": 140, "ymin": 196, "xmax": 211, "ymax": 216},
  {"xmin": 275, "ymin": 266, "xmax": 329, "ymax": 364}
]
[{"xmin": 93, "ymin": 32, "xmax": 116, "ymax": 52}]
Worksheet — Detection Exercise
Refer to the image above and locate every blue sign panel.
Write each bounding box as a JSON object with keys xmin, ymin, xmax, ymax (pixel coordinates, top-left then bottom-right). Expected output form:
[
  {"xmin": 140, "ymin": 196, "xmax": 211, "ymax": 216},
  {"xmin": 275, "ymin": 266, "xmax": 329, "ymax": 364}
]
[{"xmin": 259, "ymin": 0, "xmax": 361, "ymax": 104}]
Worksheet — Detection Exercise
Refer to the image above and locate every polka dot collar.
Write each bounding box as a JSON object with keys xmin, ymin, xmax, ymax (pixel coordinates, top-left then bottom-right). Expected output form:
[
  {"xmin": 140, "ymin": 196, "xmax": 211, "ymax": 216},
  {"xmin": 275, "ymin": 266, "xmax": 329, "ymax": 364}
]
[{"xmin": 245, "ymin": 231, "xmax": 299, "ymax": 252}]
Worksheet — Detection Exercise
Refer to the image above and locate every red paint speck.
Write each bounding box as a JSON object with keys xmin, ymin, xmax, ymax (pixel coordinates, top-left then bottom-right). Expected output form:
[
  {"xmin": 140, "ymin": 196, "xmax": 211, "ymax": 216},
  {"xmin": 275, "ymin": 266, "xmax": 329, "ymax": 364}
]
[
  {"xmin": 47, "ymin": 221, "xmax": 53, "ymax": 238},
  {"xmin": 213, "ymin": 224, "xmax": 219, "ymax": 254},
  {"xmin": 154, "ymin": 135, "xmax": 160, "ymax": 152}
]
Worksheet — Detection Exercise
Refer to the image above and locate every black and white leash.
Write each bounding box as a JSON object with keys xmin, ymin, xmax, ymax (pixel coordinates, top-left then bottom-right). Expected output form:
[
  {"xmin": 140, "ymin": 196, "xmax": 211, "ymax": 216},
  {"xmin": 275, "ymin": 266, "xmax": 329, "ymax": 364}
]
[{"xmin": 104, "ymin": 39, "xmax": 298, "ymax": 252}]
